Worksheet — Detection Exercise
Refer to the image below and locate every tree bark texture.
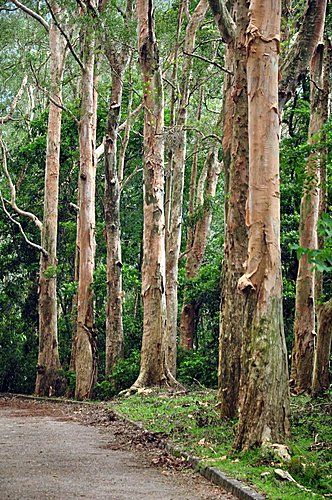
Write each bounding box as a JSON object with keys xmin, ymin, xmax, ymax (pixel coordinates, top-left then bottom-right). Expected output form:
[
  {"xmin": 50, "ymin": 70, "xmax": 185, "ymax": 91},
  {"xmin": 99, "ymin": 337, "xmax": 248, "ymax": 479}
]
[
  {"xmin": 132, "ymin": 0, "xmax": 169, "ymax": 388},
  {"xmin": 165, "ymin": 0, "xmax": 208, "ymax": 375},
  {"xmin": 312, "ymin": 300, "xmax": 332, "ymax": 396},
  {"xmin": 35, "ymin": 5, "xmax": 66, "ymax": 397},
  {"xmin": 218, "ymin": 0, "xmax": 248, "ymax": 419},
  {"xmin": 279, "ymin": 0, "xmax": 327, "ymax": 110},
  {"xmin": 235, "ymin": 0, "xmax": 290, "ymax": 450},
  {"xmin": 291, "ymin": 18, "xmax": 326, "ymax": 394},
  {"xmin": 104, "ymin": 47, "xmax": 130, "ymax": 375},
  {"xmin": 75, "ymin": 17, "xmax": 97, "ymax": 400},
  {"xmin": 180, "ymin": 146, "xmax": 221, "ymax": 349}
]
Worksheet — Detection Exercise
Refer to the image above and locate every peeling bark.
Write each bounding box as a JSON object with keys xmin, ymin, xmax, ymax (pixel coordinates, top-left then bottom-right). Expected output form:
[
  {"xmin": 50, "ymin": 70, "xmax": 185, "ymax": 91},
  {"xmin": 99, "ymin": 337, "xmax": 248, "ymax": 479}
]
[
  {"xmin": 291, "ymin": 16, "xmax": 326, "ymax": 394},
  {"xmin": 165, "ymin": 0, "xmax": 208, "ymax": 375},
  {"xmin": 279, "ymin": 0, "xmax": 327, "ymax": 110},
  {"xmin": 35, "ymin": 3, "xmax": 66, "ymax": 397},
  {"xmin": 75, "ymin": 12, "xmax": 97, "ymax": 400},
  {"xmin": 218, "ymin": 0, "xmax": 248, "ymax": 419},
  {"xmin": 180, "ymin": 146, "xmax": 221, "ymax": 349},
  {"xmin": 235, "ymin": 0, "xmax": 290, "ymax": 450}
]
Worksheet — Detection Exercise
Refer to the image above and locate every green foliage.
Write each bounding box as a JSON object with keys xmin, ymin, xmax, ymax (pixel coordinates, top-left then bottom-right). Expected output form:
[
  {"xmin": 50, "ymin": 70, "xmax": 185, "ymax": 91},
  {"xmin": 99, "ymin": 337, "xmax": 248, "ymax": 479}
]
[
  {"xmin": 114, "ymin": 391, "xmax": 332, "ymax": 499},
  {"xmin": 177, "ymin": 348, "xmax": 217, "ymax": 388},
  {"xmin": 94, "ymin": 350, "xmax": 140, "ymax": 399}
]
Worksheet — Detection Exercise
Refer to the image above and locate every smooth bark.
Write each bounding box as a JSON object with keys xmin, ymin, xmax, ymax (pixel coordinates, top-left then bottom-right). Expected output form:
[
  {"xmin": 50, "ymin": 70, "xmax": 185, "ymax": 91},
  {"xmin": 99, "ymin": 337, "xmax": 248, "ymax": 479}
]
[
  {"xmin": 165, "ymin": 0, "xmax": 208, "ymax": 374},
  {"xmin": 35, "ymin": 5, "xmax": 66, "ymax": 397},
  {"xmin": 312, "ymin": 300, "xmax": 332, "ymax": 396},
  {"xmin": 235, "ymin": 0, "xmax": 290, "ymax": 449},
  {"xmin": 75, "ymin": 14, "xmax": 97, "ymax": 400}
]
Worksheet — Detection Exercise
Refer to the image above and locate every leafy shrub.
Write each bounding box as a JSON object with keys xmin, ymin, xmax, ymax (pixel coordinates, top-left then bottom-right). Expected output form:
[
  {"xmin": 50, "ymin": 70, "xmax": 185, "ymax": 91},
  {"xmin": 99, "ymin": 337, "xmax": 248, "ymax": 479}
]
[{"xmin": 177, "ymin": 348, "xmax": 218, "ymax": 388}]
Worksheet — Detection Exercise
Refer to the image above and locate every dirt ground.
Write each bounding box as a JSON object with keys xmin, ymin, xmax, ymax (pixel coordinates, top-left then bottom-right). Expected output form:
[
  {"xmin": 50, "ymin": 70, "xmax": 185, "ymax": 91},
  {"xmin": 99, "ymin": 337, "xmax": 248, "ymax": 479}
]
[{"xmin": 0, "ymin": 396, "xmax": 234, "ymax": 500}]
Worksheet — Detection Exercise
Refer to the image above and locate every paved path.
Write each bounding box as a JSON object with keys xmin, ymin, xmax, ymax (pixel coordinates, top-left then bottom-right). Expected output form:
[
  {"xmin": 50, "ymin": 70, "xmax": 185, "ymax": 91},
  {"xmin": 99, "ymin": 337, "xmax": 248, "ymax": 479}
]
[{"xmin": 0, "ymin": 399, "xmax": 232, "ymax": 500}]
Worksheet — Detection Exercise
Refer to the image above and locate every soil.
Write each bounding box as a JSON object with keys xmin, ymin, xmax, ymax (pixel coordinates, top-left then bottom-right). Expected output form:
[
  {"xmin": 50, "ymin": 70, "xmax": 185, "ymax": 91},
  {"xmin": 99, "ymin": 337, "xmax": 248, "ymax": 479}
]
[{"xmin": 0, "ymin": 395, "xmax": 234, "ymax": 500}]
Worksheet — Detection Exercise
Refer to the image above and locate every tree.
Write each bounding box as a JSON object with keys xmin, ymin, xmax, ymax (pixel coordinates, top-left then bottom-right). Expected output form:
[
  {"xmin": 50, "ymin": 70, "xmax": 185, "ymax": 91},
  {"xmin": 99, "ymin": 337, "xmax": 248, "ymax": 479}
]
[
  {"xmin": 291, "ymin": 7, "xmax": 327, "ymax": 394},
  {"xmin": 75, "ymin": 5, "xmax": 98, "ymax": 399},
  {"xmin": 235, "ymin": 0, "xmax": 290, "ymax": 449},
  {"xmin": 130, "ymin": 0, "xmax": 172, "ymax": 390},
  {"xmin": 165, "ymin": 0, "xmax": 208, "ymax": 374},
  {"xmin": 104, "ymin": 1, "xmax": 134, "ymax": 375},
  {"xmin": 35, "ymin": 1, "xmax": 67, "ymax": 397}
]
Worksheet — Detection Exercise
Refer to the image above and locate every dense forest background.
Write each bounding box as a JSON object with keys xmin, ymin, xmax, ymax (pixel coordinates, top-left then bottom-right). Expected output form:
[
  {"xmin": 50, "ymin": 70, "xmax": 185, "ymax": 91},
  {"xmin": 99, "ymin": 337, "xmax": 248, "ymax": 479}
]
[{"xmin": 0, "ymin": 0, "xmax": 331, "ymax": 400}]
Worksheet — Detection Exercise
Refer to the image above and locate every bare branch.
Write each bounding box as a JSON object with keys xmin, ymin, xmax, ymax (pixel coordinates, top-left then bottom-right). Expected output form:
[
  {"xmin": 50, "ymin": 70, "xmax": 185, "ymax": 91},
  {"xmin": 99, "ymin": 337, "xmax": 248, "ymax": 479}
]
[
  {"xmin": 183, "ymin": 51, "xmax": 233, "ymax": 75},
  {"xmin": 0, "ymin": 75, "xmax": 28, "ymax": 124},
  {"xmin": 0, "ymin": 191, "xmax": 48, "ymax": 257},
  {"xmin": 0, "ymin": 138, "xmax": 43, "ymax": 230},
  {"xmin": 208, "ymin": 0, "xmax": 235, "ymax": 43},
  {"xmin": 44, "ymin": 0, "xmax": 85, "ymax": 71},
  {"xmin": 121, "ymin": 166, "xmax": 143, "ymax": 191},
  {"xmin": 10, "ymin": 0, "xmax": 49, "ymax": 31}
]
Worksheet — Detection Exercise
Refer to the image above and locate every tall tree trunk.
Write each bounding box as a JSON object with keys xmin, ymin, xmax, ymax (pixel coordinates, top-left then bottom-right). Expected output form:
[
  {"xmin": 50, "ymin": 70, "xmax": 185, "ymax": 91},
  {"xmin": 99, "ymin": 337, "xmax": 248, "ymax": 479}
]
[
  {"xmin": 218, "ymin": 0, "xmax": 248, "ymax": 419},
  {"xmin": 35, "ymin": 5, "xmax": 66, "ymax": 397},
  {"xmin": 75, "ymin": 17, "xmax": 97, "ymax": 400},
  {"xmin": 180, "ymin": 146, "xmax": 221, "ymax": 348},
  {"xmin": 131, "ymin": 0, "xmax": 175, "ymax": 389},
  {"xmin": 291, "ymin": 13, "xmax": 326, "ymax": 394},
  {"xmin": 165, "ymin": 0, "xmax": 208, "ymax": 374},
  {"xmin": 104, "ymin": 58, "xmax": 129, "ymax": 375},
  {"xmin": 235, "ymin": 0, "xmax": 290, "ymax": 450}
]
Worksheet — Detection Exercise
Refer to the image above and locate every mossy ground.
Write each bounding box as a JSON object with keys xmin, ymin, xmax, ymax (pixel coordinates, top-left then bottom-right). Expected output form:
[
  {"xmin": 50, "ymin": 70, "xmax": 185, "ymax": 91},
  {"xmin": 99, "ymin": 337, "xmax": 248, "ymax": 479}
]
[{"xmin": 112, "ymin": 390, "xmax": 331, "ymax": 499}]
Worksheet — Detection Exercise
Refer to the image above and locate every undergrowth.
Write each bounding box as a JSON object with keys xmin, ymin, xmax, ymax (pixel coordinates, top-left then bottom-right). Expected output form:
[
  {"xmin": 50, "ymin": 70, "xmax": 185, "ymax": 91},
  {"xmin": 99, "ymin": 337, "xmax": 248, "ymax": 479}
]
[{"xmin": 113, "ymin": 390, "xmax": 332, "ymax": 499}]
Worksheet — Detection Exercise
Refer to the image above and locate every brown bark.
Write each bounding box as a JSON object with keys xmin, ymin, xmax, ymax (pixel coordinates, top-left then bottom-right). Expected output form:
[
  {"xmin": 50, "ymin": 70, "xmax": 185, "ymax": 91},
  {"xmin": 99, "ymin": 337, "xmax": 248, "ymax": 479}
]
[
  {"xmin": 279, "ymin": 0, "xmax": 327, "ymax": 110},
  {"xmin": 35, "ymin": 4, "xmax": 66, "ymax": 397},
  {"xmin": 165, "ymin": 0, "xmax": 208, "ymax": 375},
  {"xmin": 180, "ymin": 146, "xmax": 221, "ymax": 349},
  {"xmin": 235, "ymin": 0, "xmax": 290, "ymax": 450},
  {"xmin": 218, "ymin": 0, "xmax": 248, "ymax": 419},
  {"xmin": 104, "ymin": 43, "xmax": 131, "ymax": 375},
  {"xmin": 75, "ymin": 14, "xmax": 97, "ymax": 400},
  {"xmin": 291, "ymin": 16, "xmax": 326, "ymax": 394},
  {"xmin": 312, "ymin": 300, "xmax": 332, "ymax": 396},
  {"xmin": 131, "ymin": 0, "xmax": 169, "ymax": 389}
]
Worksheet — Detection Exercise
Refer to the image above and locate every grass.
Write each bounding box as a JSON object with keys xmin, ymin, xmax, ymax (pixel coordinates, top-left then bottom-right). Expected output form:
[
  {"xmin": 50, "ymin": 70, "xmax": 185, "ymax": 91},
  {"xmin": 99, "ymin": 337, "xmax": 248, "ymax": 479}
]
[{"xmin": 112, "ymin": 390, "xmax": 332, "ymax": 499}]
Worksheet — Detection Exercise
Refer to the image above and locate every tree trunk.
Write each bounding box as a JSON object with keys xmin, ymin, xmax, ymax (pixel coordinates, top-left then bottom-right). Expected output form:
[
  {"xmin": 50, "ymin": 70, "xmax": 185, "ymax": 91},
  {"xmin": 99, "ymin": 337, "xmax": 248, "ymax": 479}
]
[
  {"xmin": 291, "ymin": 16, "xmax": 326, "ymax": 394},
  {"xmin": 180, "ymin": 146, "xmax": 221, "ymax": 348},
  {"xmin": 165, "ymin": 0, "xmax": 208, "ymax": 374},
  {"xmin": 131, "ymin": 0, "xmax": 169, "ymax": 389},
  {"xmin": 35, "ymin": 5, "xmax": 66, "ymax": 397},
  {"xmin": 312, "ymin": 300, "xmax": 332, "ymax": 396},
  {"xmin": 218, "ymin": 0, "xmax": 248, "ymax": 419},
  {"xmin": 235, "ymin": 0, "xmax": 290, "ymax": 450},
  {"xmin": 75, "ymin": 17, "xmax": 97, "ymax": 400}
]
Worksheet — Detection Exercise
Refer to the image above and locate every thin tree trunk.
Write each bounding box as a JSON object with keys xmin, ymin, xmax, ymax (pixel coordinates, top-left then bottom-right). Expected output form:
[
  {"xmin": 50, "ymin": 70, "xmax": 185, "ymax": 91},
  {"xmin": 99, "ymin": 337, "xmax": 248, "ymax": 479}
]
[
  {"xmin": 75, "ymin": 16, "xmax": 97, "ymax": 400},
  {"xmin": 312, "ymin": 300, "xmax": 332, "ymax": 396},
  {"xmin": 165, "ymin": 0, "xmax": 208, "ymax": 374},
  {"xmin": 180, "ymin": 146, "xmax": 221, "ymax": 348},
  {"xmin": 291, "ymin": 14, "xmax": 326, "ymax": 394},
  {"xmin": 35, "ymin": 4, "xmax": 66, "ymax": 397},
  {"xmin": 104, "ymin": 62, "xmax": 128, "ymax": 375},
  {"xmin": 235, "ymin": 0, "xmax": 290, "ymax": 450},
  {"xmin": 131, "ymin": 0, "xmax": 169, "ymax": 389},
  {"xmin": 218, "ymin": 0, "xmax": 248, "ymax": 419}
]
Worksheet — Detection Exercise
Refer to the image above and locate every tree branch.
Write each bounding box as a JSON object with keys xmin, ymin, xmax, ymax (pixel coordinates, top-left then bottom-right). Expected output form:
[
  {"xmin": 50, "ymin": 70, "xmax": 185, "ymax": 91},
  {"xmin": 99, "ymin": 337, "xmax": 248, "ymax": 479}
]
[
  {"xmin": 0, "ymin": 191, "xmax": 48, "ymax": 257},
  {"xmin": 208, "ymin": 0, "xmax": 235, "ymax": 44},
  {"xmin": 0, "ymin": 75, "xmax": 28, "ymax": 124},
  {"xmin": 44, "ymin": 0, "xmax": 85, "ymax": 71},
  {"xmin": 183, "ymin": 51, "xmax": 233, "ymax": 75},
  {"xmin": 0, "ymin": 138, "xmax": 43, "ymax": 231},
  {"xmin": 10, "ymin": 0, "xmax": 49, "ymax": 32}
]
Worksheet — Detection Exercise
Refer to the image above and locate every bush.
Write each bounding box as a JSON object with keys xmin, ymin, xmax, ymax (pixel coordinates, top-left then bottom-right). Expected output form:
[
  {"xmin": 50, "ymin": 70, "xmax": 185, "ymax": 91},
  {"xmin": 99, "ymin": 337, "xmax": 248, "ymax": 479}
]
[{"xmin": 177, "ymin": 348, "xmax": 218, "ymax": 388}]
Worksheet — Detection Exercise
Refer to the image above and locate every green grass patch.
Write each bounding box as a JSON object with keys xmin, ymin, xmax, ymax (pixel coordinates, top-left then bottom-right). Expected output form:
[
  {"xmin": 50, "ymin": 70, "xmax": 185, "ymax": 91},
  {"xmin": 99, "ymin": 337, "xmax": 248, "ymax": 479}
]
[{"xmin": 112, "ymin": 390, "xmax": 332, "ymax": 499}]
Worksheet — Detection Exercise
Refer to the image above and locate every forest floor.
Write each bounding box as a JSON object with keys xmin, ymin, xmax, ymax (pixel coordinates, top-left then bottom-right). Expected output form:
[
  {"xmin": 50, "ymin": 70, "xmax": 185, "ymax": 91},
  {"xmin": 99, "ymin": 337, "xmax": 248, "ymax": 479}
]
[
  {"xmin": 0, "ymin": 395, "xmax": 234, "ymax": 500},
  {"xmin": 113, "ymin": 390, "xmax": 332, "ymax": 500}
]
